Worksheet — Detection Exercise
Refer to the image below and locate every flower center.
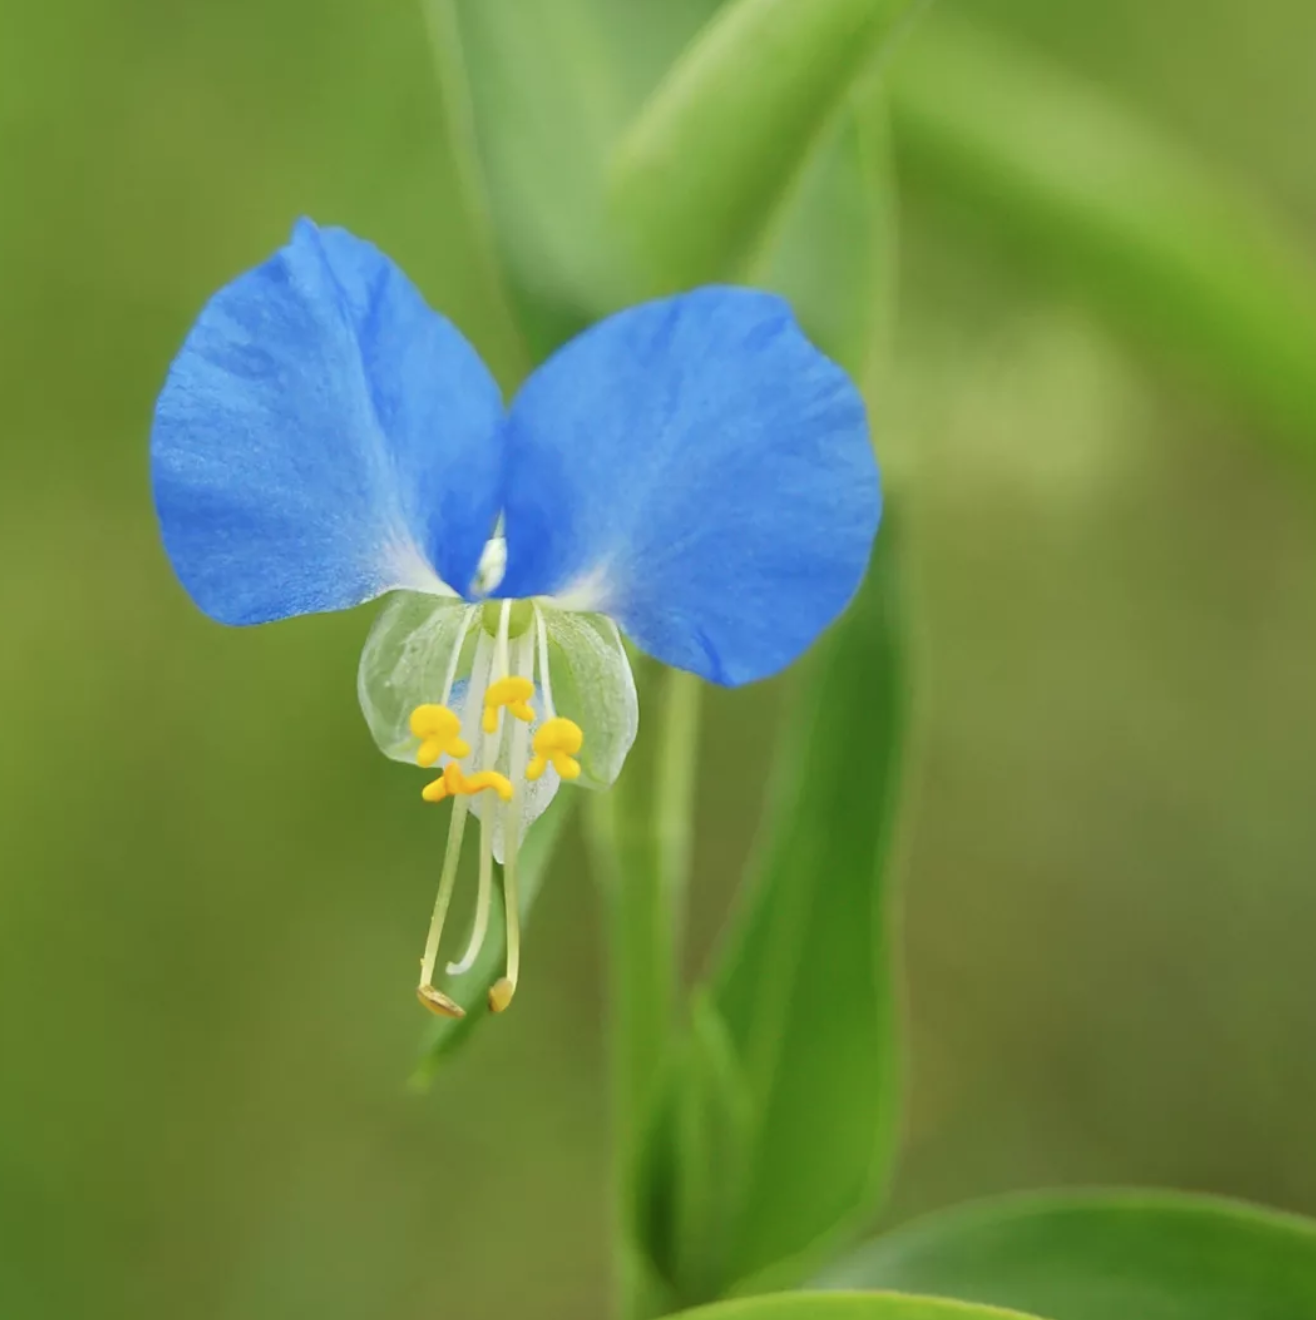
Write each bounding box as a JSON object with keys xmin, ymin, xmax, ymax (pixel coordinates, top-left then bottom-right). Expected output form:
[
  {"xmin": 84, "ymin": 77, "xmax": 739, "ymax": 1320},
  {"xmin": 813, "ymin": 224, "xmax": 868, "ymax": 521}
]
[{"xmin": 409, "ymin": 598, "xmax": 584, "ymax": 1020}]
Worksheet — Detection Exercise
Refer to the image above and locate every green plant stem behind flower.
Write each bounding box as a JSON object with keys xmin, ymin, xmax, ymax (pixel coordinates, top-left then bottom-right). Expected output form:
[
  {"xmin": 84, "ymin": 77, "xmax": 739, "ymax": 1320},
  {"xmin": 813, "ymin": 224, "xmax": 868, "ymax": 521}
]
[{"xmin": 588, "ymin": 664, "xmax": 703, "ymax": 1320}]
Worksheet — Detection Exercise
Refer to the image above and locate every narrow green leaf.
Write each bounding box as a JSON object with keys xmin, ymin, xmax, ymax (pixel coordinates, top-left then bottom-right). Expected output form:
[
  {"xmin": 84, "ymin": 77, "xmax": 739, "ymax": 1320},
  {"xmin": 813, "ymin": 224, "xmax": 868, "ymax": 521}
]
[
  {"xmin": 708, "ymin": 517, "xmax": 908, "ymax": 1294},
  {"xmin": 755, "ymin": 74, "xmax": 899, "ymax": 380},
  {"xmin": 611, "ymin": 0, "xmax": 921, "ymax": 292},
  {"xmin": 888, "ymin": 13, "xmax": 1316, "ymax": 455},
  {"xmin": 419, "ymin": 0, "xmax": 531, "ymax": 387},
  {"xmin": 410, "ymin": 793, "xmax": 573, "ymax": 1083},
  {"xmin": 819, "ymin": 1190, "xmax": 1316, "ymax": 1320},
  {"xmin": 674, "ymin": 1293, "xmax": 1047, "ymax": 1320},
  {"xmin": 633, "ymin": 513, "xmax": 906, "ymax": 1304},
  {"xmin": 449, "ymin": 0, "xmax": 638, "ymax": 335},
  {"xmin": 636, "ymin": 993, "xmax": 755, "ymax": 1305}
]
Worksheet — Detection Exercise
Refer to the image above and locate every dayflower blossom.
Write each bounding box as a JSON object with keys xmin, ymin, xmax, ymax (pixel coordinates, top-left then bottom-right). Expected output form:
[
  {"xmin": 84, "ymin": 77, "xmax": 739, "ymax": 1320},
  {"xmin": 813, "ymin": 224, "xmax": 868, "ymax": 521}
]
[{"xmin": 151, "ymin": 220, "xmax": 880, "ymax": 1019}]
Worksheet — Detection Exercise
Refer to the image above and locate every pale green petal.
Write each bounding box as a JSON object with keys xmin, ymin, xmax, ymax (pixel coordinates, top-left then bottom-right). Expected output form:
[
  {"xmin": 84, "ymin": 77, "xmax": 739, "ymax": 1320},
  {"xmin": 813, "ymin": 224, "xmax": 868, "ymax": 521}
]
[
  {"xmin": 357, "ymin": 591, "xmax": 479, "ymax": 764},
  {"xmin": 356, "ymin": 594, "xmax": 638, "ymax": 863},
  {"xmin": 541, "ymin": 607, "xmax": 638, "ymax": 792}
]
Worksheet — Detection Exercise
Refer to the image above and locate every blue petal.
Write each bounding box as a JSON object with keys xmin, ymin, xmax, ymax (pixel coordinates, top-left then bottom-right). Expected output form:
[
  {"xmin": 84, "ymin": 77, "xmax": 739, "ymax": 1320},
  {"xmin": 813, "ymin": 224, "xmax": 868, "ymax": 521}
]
[
  {"xmin": 151, "ymin": 219, "xmax": 504, "ymax": 625},
  {"xmin": 497, "ymin": 288, "xmax": 880, "ymax": 685}
]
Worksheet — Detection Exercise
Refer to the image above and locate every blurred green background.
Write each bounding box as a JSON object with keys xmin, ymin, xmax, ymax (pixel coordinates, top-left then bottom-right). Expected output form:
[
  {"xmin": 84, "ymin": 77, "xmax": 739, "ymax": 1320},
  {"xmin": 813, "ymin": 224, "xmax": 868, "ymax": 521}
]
[{"xmin": 3, "ymin": 0, "xmax": 1316, "ymax": 1317}]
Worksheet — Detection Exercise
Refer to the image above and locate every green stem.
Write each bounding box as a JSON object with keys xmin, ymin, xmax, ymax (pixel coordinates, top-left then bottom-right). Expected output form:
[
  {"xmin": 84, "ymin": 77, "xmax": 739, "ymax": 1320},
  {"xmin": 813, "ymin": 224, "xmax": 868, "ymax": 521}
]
[{"xmin": 589, "ymin": 666, "xmax": 702, "ymax": 1320}]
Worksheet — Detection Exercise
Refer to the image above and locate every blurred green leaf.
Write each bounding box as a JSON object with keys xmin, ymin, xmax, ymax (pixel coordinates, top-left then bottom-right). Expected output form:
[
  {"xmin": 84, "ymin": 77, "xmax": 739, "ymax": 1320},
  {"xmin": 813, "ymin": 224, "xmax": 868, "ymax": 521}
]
[
  {"xmin": 712, "ymin": 519, "xmax": 907, "ymax": 1294},
  {"xmin": 638, "ymin": 518, "xmax": 908, "ymax": 1303},
  {"xmin": 673, "ymin": 1293, "xmax": 1046, "ymax": 1320},
  {"xmin": 453, "ymin": 0, "xmax": 905, "ymax": 366},
  {"xmin": 758, "ymin": 75, "xmax": 898, "ymax": 378},
  {"xmin": 889, "ymin": 13, "xmax": 1316, "ymax": 455},
  {"xmin": 452, "ymin": 0, "xmax": 643, "ymax": 333},
  {"xmin": 419, "ymin": 0, "xmax": 530, "ymax": 386},
  {"xmin": 411, "ymin": 793, "xmax": 573, "ymax": 1082},
  {"xmin": 818, "ymin": 1190, "xmax": 1316, "ymax": 1320},
  {"xmin": 637, "ymin": 992, "xmax": 754, "ymax": 1305},
  {"xmin": 610, "ymin": 0, "xmax": 919, "ymax": 293}
]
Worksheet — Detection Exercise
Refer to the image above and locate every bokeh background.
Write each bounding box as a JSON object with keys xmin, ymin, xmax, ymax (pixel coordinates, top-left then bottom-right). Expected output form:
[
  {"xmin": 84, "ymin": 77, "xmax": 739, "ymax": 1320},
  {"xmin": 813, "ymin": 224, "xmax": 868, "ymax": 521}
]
[{"xmin": 3, "ymin": 1, "xmax": 1315, "ymax": 1317}]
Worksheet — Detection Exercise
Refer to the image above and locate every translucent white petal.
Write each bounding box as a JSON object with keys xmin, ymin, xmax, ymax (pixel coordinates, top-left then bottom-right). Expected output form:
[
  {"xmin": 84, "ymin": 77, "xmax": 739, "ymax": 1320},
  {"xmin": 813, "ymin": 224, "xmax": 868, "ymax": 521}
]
[
  {"xmin": 540, "ymin": 607, "xmax": 638, "ymax": 792},
  {"xmin": 357, "ymin": 591, "xmax": 478, "ymax": 764},
  {"xmin": 357, "ymin": 591, "xmax": 639, "ymax": 865}
]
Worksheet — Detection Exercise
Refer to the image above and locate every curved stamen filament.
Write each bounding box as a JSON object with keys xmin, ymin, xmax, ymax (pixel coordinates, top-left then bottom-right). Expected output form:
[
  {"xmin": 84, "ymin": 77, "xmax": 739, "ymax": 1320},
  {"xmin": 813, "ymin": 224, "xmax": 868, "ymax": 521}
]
[
  {"xmin": 414, "ymin": 628, "xmax": 493, "ymax": 1015},
  {"xmin": 448, "ymin": 611, "xmax": 508, "ymax": 977},
  {"xmin": 490, "ymin": 629, "xmax": 536, "ymax": 1014},
  {"xmin": 416, "ymin": 796, "xmax": 470, "ymax": 1016},
  {"xmin": 534, "ymin": 604, "xmax": 556, "ymax": 720},
  {"xmin": 447, "ymin": 822, "xmax": 493, "ymax": 977}
]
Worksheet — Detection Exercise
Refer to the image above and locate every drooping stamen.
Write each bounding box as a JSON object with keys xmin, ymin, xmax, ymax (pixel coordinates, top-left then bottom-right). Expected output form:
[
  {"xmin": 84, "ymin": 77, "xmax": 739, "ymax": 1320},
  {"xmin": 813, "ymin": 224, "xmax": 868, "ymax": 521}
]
[
  {"xmin": 490, "ymin": 629, "xmax": 536, "ymax": 1014},
  {"xmin": 414, "ymin": 626, "xmax": 492, "ymax": 1015},
  {"xmin": 447, "ymin": 610, "xmax": 509, "ymax": 977},
  {"xmin": 416, "ymin": 794, "xmax": 470, "ymax": 1017},
  {"xmin": 447, "ymin": 812, "xmax": 494, "ymax": 977}
]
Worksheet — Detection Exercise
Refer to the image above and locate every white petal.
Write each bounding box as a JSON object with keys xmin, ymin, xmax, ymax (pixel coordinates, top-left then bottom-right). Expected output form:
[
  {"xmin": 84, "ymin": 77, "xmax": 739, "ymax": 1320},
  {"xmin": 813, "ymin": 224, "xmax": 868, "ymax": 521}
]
[
  {"xmin": 541, "ymin": 607, "xmax": 638, "ymax": 791},
  {"xmin": 357, "ymin": 591, "xmax": 477, "ymax": 763}
]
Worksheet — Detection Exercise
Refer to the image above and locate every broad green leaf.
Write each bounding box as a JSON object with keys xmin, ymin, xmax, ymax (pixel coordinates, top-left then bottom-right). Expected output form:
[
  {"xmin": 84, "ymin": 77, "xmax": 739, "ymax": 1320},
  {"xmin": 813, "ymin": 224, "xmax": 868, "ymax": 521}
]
[
  {"xmin": 635, "ymin": 517, "xmax": 907, "ymax": 1303},
  {"xmin": 674, "ymin": 1293, "xmax": 1047, "ymax": 1320},
  {"xmin": 411, "ymin": 793, "xmax": 573, "ymax": 1082},
  {"xmin": 888, "ymin": 13, "xmax": 1316, "ymax": 455},
  {"xmin": 819, "ymin": 1190, "xmax": 1316, "ymax": 1320},
  {"xmin": 610, "ymin": 0, "xmax": 919, "ymax": 293}
]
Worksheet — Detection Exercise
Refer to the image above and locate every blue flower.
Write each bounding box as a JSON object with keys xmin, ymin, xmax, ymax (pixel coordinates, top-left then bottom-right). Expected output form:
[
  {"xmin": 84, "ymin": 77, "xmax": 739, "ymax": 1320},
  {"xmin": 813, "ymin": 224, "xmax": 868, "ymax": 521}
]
[{"xmin": 152, "ymin": 219, "xmax": 880, "ymax": 1017}]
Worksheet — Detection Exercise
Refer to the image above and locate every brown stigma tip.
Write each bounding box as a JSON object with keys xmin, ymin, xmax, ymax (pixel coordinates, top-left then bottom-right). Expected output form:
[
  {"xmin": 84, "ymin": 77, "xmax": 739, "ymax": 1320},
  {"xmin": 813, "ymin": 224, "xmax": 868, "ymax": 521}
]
[
  {"xmin": 417, "ymin": 984, "xmax": 465, "ymax": 1019},
  {"xmin": 488, "ymin": 977, "xmax": 516, "ymax": 1014}
]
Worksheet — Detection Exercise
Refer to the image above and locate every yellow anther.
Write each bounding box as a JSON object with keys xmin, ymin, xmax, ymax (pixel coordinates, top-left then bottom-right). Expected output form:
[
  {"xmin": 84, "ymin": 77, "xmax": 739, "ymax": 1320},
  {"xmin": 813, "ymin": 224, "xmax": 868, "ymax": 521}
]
[
  {"xmin": 417, "ymin": 984, "xmax": 465, "ymax": 1019},
  {"xmin": 421, "ymin": 762, "xmax": 514, "ymax": 804},
  {"xmin": 488, "ymin": 976, "xmax": 516, "ymax": 1014},
  {"xmin": 409, "ymin": 704, "xmax": 471, "ymax": 768},
  {"xmin": 460, "ymin": 769, "xmax": 515, "ymax": 802},
  {"xmin": 482, "ymin": 676, "xmax": 536, "ymax": 734},
  {"xmin": 420, "ymin": 762, "xmax": 465, "ymax": 803},
  {"xmin": 525, "ymin": 717, "xmax": 584, "ymax": 783}
]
